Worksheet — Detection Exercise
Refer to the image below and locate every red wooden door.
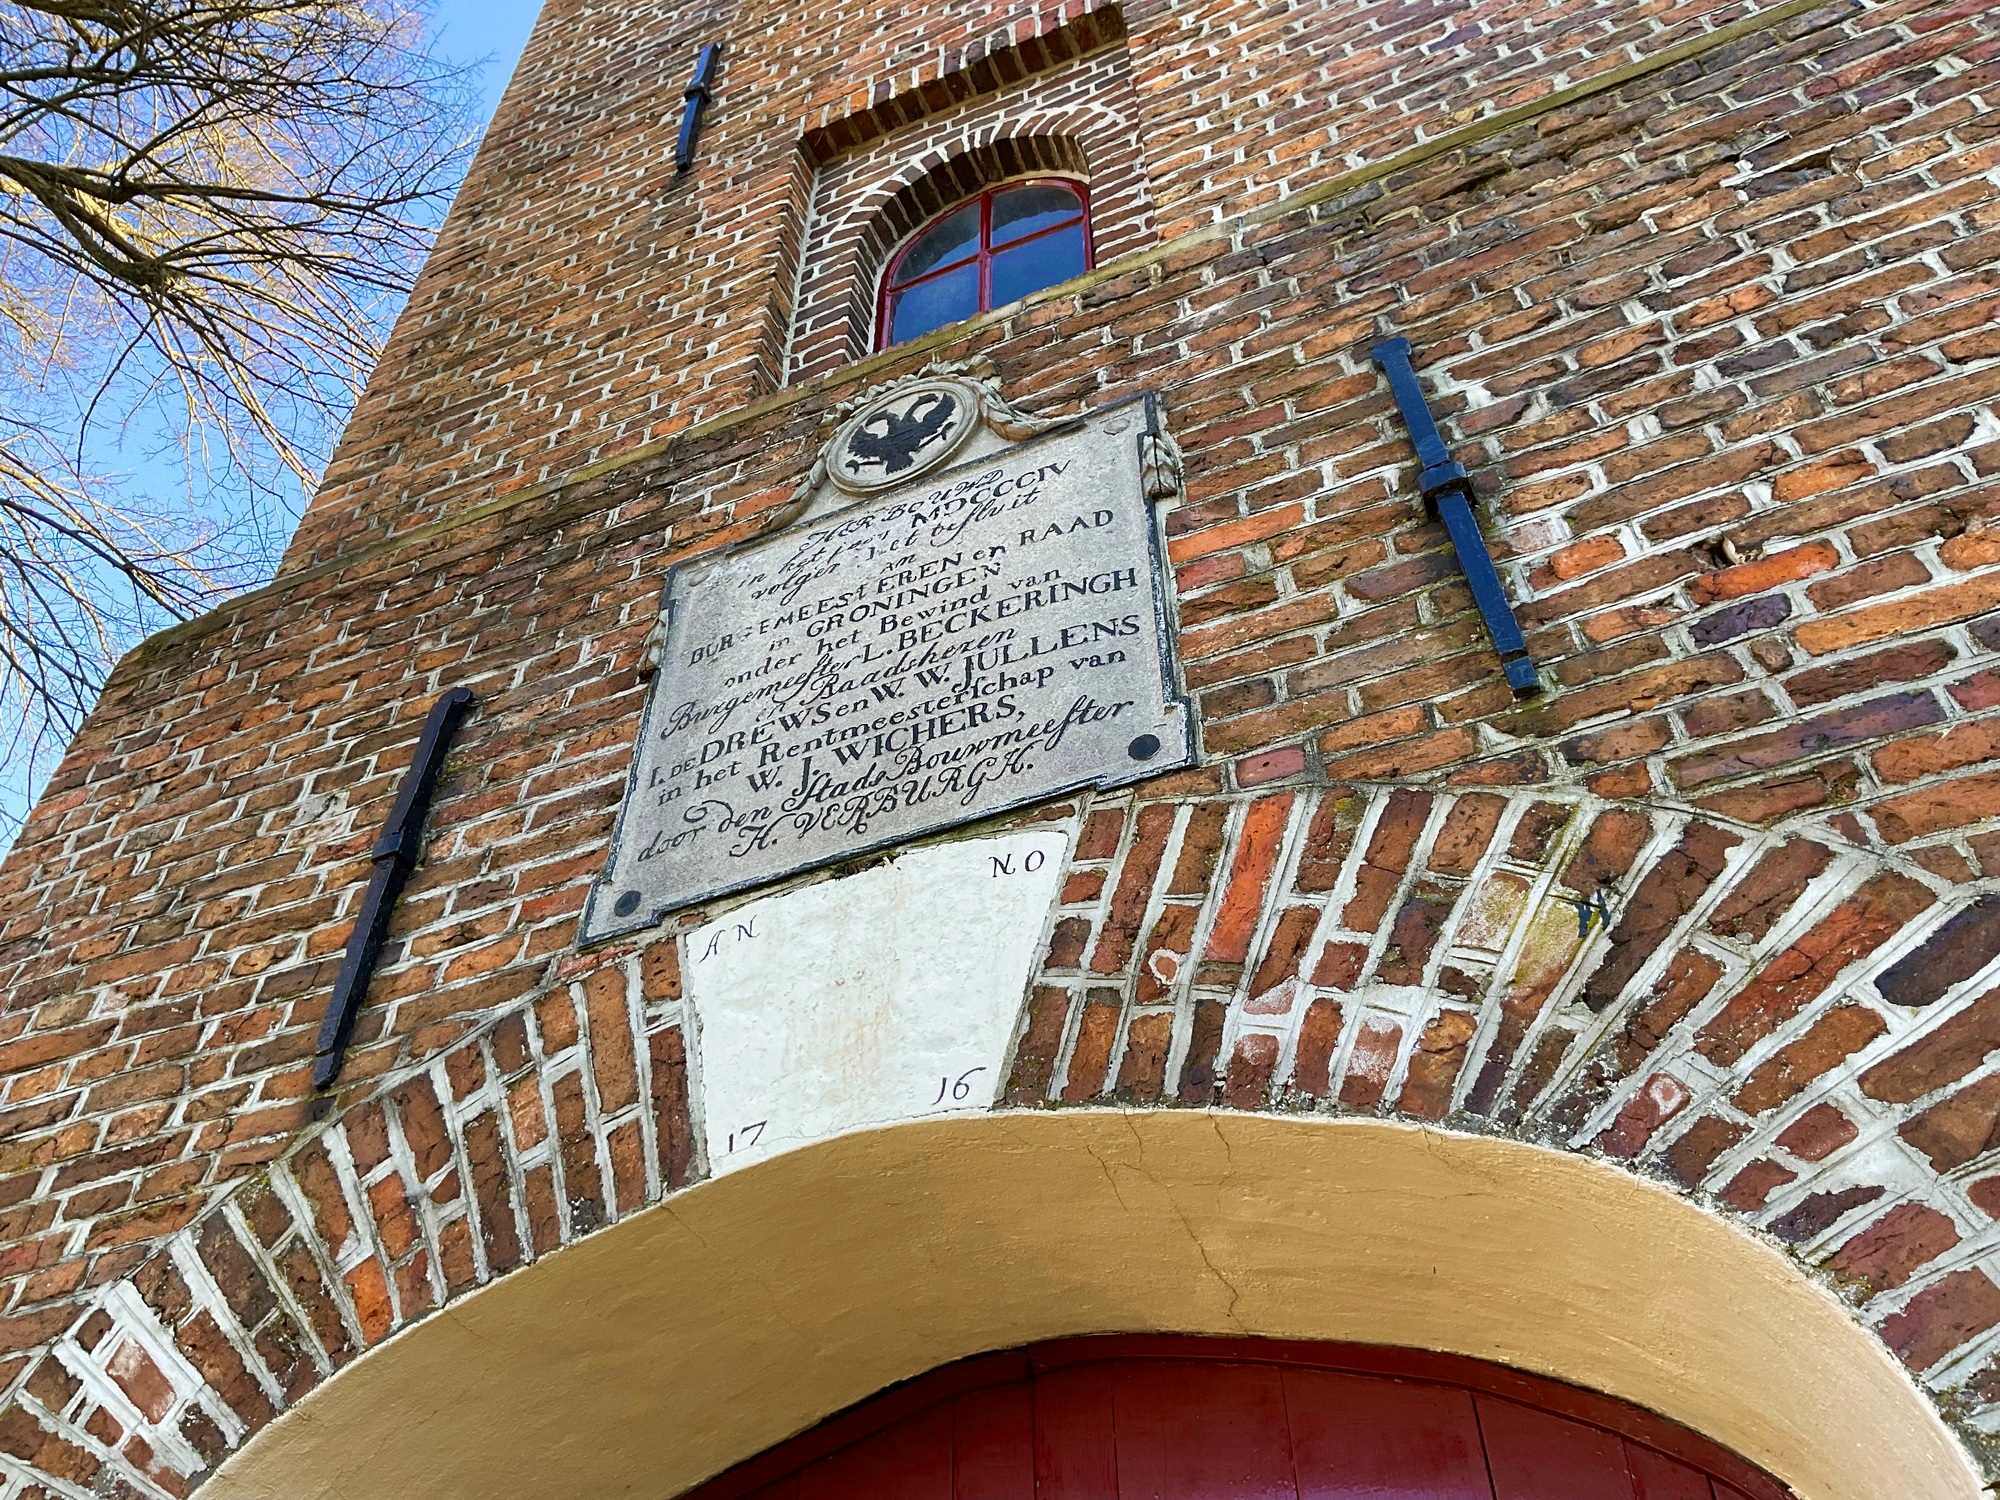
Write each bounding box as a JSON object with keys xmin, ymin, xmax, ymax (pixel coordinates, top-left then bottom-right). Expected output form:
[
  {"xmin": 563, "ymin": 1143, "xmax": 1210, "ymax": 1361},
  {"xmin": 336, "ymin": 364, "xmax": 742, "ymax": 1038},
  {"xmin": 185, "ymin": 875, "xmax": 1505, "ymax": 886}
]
[{"xmin": 695, "ymin": 1338, "xmax": 1791, "ymax": 1500}]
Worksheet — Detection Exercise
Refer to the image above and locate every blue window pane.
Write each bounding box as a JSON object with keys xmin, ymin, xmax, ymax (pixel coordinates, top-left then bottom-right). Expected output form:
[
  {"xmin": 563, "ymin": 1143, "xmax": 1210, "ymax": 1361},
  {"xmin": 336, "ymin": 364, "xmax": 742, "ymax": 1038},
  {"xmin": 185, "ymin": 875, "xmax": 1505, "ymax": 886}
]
[
  {"xmin": 991, "ymin": 181, "xmax": 1082, "ymax": 246},
  {"xmin": 893, "ymin": 204, "xmax": 979, "ymax": 284},
  {"xmin": 988, "ymin": 222, "xmax": 1086, "ymax": 308},
  {"xmin": 889, "ymin": 261, "xmax": 980, "ymax": 343}
]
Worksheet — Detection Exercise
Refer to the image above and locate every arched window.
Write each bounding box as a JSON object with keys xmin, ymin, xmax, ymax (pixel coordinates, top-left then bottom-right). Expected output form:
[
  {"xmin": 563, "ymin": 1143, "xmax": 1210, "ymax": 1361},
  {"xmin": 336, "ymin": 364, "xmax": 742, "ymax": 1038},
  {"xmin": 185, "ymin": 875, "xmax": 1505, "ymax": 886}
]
[{"xmin": 877, "ymin": 178, "xmax": 1092, "ymax": 348}]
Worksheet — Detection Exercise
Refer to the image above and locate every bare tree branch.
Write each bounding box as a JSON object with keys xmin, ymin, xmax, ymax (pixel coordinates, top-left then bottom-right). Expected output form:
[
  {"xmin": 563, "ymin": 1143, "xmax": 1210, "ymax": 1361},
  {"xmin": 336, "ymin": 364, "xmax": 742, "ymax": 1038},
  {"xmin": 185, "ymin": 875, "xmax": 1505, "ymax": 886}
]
[{"xmin": 0, "ymin": 0, "xmax": 479, "ymax": 832}]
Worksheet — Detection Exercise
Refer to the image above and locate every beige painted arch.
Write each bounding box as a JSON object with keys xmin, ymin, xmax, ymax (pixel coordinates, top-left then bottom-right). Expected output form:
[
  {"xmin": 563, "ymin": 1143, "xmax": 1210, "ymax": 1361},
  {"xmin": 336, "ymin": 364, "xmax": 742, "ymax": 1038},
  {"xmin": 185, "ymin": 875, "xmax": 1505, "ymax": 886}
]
[{"xmin": 204, "ymin": 1111, "xmax": 1980, "ymax": 1500}]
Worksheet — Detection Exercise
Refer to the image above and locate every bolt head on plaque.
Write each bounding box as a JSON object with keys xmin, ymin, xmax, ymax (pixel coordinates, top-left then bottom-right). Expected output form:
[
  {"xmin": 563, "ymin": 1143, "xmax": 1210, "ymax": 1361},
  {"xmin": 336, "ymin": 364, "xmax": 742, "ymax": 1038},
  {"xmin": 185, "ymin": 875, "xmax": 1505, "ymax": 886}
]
[{"xmin": 827, "ymin": 378, "xmax": 981, "ymax": 494}]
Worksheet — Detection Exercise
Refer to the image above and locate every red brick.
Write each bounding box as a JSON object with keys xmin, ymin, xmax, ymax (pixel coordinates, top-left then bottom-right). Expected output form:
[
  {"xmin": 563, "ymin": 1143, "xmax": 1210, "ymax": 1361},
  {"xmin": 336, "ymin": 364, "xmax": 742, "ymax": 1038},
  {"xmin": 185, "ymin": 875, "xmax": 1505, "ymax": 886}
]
[
  {"xmin": 1111, "ymin": 1011, "xmax": 1171, "ymax": 1103},
  {"xmin": 1338, "ymin": 1017, "xmax": 1401, "ymax": 1111},
  {"xmin": 1708, "ymin": 839, "xmax": 1832, "ymax": 943},
  {"xmin": 1719, "ymin": 1158, "xmax": 1795, "ymax": 1211},
  {"xmin": 1733, "ymin": 1005, "xmax": 1888, "ymax": 1116},
  {"xmin": 1690, "ymin": 542, "xmax": 1839, "ymax": 602},
  {"xmin": 1671, "ymin": 691, "xmax": 1943, "ymax": 788},
  {"xmin": 1291, "ymin": 794, "xmax": 1357, "ymax": 895},
  {"xmin": 1248, "ymin": 905, "xmax": 1319, "ymax": 999},
  {"xmin": 1341, "ymin": 790, "xmax": 1431, "ymax": 934},
  {"xmin": 1874, "ymin": 719, "xmax": 2000, "ymax": 784},
  {"xmin": 1863, "ymin": 985, "xmax": 2000, "ymax": 1105},
  {"xmin": 1236, "ymin": 745, "xmax": 1307, "ymax": 786},
  {"xmin": 1699, "ymin": 873, "xmax": 1933, "ymax": 1065},
  {"xmin": 1832, "ymin": 1203, "xmax": 1960, "ymax": 1297},
  {"xmin": 1873, "ymin": 768, "xmax": 2000, "ymax": 843},
  {"xmin": 648, "ymin": 1026, "xmax": 695, "ymax": 1190},
  {"xmin": 1289, "ymin": 999, "xmax": 1345, "ymax": 1100},
  {"xmin": 1088, "ymin": 803, "xmax": 1177, "ymax": 973},
  {"xmin": 1900, "ymin": 1074, "xmax": 2000, "ymax": 1172},
  {"xmin": 1222, "ymin": 1032, "xmax": 1280, "ymax": 1110},
  {"xmin": 1582, "ymin": 822, "xmax": 1740, "ymax": 1014},
  {"xmin": 1786, "ymin": 640, "xmax": 1954, "ymax": 706},
  {"xmin": 1880, "ymin": 1269, "xmax": 2000, "ymax": 1372},
  {"xmin": 583, "ymin": 968, "xmax": 640, "ymax": 1117},
  {"xmin": 1061, "ymin": 993, "xmax": 1121, "ymax": 1102},
  {"xmin": 1597, "ymin": 1074, "xmax": 1692, "ymax": 1159},
  {"xmin": 1777, "ymin": 1103, "xmax": 1859, "ymax": 1162},
  {"xmin": 1204, "ymin": 794, "xmax": 1295, "ymax": 963},
  {"xmin": 1396, "ymin": 1009, "xmax": 1476, "ymax": 1121},
  {"xmin": 1797, "ymin": 574, "xmax": 2000, "ymax": 655},
  {"xmin": 1005, "ymin": 987, "xmax": 1071, "ymax": 1105}
]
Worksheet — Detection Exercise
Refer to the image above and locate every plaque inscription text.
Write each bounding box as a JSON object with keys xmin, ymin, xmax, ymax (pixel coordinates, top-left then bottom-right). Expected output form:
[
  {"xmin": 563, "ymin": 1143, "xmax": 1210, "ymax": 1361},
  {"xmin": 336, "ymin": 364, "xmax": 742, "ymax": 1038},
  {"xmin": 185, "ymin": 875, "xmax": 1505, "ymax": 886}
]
[{"xmin": 584, "ymin": 398, "xmax": 1190, "ymax": 940}]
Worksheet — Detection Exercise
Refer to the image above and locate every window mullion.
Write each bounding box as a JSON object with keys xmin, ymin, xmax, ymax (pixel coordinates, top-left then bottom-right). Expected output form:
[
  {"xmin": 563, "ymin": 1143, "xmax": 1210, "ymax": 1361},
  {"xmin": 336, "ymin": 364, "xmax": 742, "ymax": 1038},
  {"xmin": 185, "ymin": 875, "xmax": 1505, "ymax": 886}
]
[{"xmin": 978, "ymin": 189, "xmax": 993, "ymax": 313}]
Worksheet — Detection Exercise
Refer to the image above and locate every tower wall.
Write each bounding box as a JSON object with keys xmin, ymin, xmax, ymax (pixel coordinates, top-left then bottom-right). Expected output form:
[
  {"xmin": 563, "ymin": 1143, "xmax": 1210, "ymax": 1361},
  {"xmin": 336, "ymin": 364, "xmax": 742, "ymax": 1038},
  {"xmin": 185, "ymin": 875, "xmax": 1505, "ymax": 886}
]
[{"xmin": 2, "ymin": 0, "xmax": 1999, "ymax": 1493}]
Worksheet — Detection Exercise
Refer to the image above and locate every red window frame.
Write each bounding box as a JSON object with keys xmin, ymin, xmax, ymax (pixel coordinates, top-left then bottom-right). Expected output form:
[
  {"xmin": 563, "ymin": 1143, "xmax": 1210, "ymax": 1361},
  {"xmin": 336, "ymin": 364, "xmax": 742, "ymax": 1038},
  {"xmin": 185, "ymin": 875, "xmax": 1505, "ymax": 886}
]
[{"xmin": 875, "ymin": 178, "xmax": 1094, "ymax": 350}]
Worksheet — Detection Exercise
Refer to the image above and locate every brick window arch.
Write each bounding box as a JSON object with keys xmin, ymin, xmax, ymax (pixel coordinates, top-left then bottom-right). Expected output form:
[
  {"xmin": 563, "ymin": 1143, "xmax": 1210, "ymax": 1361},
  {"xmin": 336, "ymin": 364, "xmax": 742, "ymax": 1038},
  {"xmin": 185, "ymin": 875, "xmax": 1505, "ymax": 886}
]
[
  {"xmin": 876, "ymin": 177, "xmax": 1093, "ymax": 348},
  {"xmin": 790, "ymin": 130, "xmax": 1148, "ymax": 380}
]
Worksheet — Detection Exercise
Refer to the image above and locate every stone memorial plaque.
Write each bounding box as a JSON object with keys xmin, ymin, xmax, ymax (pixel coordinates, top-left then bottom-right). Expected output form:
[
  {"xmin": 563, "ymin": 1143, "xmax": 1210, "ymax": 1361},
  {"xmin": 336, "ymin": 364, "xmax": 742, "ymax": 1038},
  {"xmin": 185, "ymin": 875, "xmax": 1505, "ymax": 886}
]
[
  {"xmin": 583, "ymin": 387, "xmax": 1191, "ymax": 940},
  {"xmin": 683, "ymin": 829, "xmax": 1070, "ymax": 1177}
]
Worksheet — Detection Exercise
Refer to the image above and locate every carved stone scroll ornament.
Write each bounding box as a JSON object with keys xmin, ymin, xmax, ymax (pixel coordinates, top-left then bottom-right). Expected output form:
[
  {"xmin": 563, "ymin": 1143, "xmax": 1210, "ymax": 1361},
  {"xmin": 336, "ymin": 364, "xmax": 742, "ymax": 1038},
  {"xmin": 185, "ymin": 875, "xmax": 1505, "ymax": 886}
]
[{"xmin": 1138, "ymin": 421, "xmax": 1184, "ymax": 502}]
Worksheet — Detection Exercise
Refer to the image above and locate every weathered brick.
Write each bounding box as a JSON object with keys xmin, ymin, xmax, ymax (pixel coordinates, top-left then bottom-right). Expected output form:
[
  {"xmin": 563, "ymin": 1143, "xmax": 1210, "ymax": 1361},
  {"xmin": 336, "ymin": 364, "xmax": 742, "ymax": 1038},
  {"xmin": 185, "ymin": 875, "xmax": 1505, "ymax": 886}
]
[
  {"xmin": 1900, "ymin": 1074, "xmax": 2000, "ymax": 1172},
  {"xmin": 1873, "ymin": 769, "xmax": 2000, "ymax": 843},
  {"xmin": 1699, "ymin": 873, "xmax": 1933, "ymax": 1065},
  {"xmin": 1690, "ymin": 542, "xmax": 1838, "ymax": 603},
  {"xmin": 1561, "ymin": 809, "xmax": 1653, "ymax": 895},
  {"xmin": 1776, "ymin": 1102, "xmax": 1858, "ymax": 1162},
  {"xmin": 1831, "ymin": 1204, "xmax": 1960, "ymax": 1297},
  {"xmin": 1876, "ymin": 897, "xmax": 2000, "ymax": 1008},
  {"xmin": 1598, "ymin": 1074, "xmax": 1692, "ymax": 1159},
  {"xmin": 1880, "ymin": 1269, "xmax": 2000, "ymax": 1372},
  {"xmin": 1582, "ymin": 822, "xmax": 1741, "ymax": 1013},
  {"xmin": 1061, "ymin": 992, "xmax": 1122, "ymax": 1102},
  {"xmin": 1771, "ymin": 1184, "xmax": 1885, "ymax": 1244},
  {"xmin": 1719, "ymin": 1158, "xmax": 1795, "ymax": 1212},
  {"xmin": 1797, "ymin": 574, "xmax": 2000, "ymax": 656},
  {"xmin": 1733, "ymin": 1005, "xmax": 1887, "ymax": 1116},
  {"xmin": 1204, "ymin": 795, "xmax": 1295, "ymax": 963},
  {"xmin": 1785, "ymin": 640, "xmax": 1953, "ymax": 706},
  {"xmin": 1088, "ymin": 803, "xmax": 1177, "ymax": 974},
  {"xmin": 1708, "ymin": 839, "xmax": 1832, "ymax": 943},
  {"xmin": 1338, "ymin": 1017, "xmax": 1401, "ymax": 1111},
  {"xmin": 1342, "ymin": 791, "xmax": 1431, "ymax": 935},
  {"xmin": 1289, "ymin": 999, "xmax": 1345, "ymax": 1100},
  {"xmin": 1670, "ymin": 692, "xmax": 1944, "ymax": 788}
]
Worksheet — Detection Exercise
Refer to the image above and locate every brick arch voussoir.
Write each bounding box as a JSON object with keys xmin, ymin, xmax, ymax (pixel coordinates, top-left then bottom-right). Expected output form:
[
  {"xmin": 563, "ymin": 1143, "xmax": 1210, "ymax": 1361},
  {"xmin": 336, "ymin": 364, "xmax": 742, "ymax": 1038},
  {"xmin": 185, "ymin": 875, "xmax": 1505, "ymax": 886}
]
[
  {"xmin": 0, "ymin": 943, "xmax": 694, "ymax": 1497},
  {"xmin": 15, "ymin": 783, "xmax": 2000, "ymax": 1492},
  {"xmin": 1015, "ymin": 775, "xmax": 2000, "ymax": 1472},
  {"xmin": 831, "ymin": 104, "xmax": 1134, "ymax": 230}
]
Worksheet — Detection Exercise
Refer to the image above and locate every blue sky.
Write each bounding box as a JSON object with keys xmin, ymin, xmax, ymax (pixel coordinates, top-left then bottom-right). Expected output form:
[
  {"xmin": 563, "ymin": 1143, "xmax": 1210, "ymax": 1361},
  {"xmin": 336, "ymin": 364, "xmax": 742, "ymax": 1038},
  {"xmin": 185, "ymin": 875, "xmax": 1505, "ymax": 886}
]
[
  {"xmin": 0, "ymin": 2, "xmax": 545, "ymax": 839},
  {"xmin": 434, "ymin": 0, "xmax": 546, "ymax": 118}
]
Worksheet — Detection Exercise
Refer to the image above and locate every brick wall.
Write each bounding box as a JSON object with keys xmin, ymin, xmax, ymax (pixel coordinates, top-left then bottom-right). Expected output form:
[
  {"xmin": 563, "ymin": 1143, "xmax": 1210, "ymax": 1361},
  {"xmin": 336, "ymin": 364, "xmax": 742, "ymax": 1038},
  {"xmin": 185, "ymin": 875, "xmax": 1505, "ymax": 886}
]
[
  {"xmin": 3, "ymin": 0, "xmax": 2000, "ymax": 1490},
  {"xmin": 276, "ymin": 0, "xmax": 1807, "ymax": 572}
]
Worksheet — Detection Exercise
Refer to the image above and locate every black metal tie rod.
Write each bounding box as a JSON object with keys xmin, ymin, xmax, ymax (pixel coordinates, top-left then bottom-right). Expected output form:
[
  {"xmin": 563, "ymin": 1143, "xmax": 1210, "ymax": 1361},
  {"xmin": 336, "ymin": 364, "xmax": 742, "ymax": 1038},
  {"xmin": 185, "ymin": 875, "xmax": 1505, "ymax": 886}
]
[
  {"xmin": 1370, "ymin": 336, "xmax": 1541, "ymax": 697},
  {"xmin": 675, "ymin": 43, "xmax": 722, "ymax": 173},
  {"xmin": 313, "ymin": 687, "xmax": 475, "ymax": 1088}
]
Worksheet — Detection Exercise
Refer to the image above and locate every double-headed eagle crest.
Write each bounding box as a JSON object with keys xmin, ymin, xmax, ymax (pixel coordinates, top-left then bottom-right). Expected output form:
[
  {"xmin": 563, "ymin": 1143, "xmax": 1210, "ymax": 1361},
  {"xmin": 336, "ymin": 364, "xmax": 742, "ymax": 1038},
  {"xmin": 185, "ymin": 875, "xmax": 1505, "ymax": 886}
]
[{"xmin": 840, "ymin": 390, "xmax": 961, "ymax": 478}]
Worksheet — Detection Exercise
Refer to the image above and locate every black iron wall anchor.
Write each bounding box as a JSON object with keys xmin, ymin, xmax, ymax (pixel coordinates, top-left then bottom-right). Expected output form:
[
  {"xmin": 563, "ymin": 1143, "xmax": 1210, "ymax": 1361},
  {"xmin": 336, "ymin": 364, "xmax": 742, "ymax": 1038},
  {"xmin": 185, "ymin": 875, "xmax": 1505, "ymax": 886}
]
[
  {"xmin": 675, "ymin": 43, "xmax": 722, "ymax": 172},
  {"xmin": 1370, "ymin": 336, "xmax": 1541, "ymax": 698},
  {"xmin": 313, "ymin": 687, "xmax": 476, "ymax": 1089}
]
